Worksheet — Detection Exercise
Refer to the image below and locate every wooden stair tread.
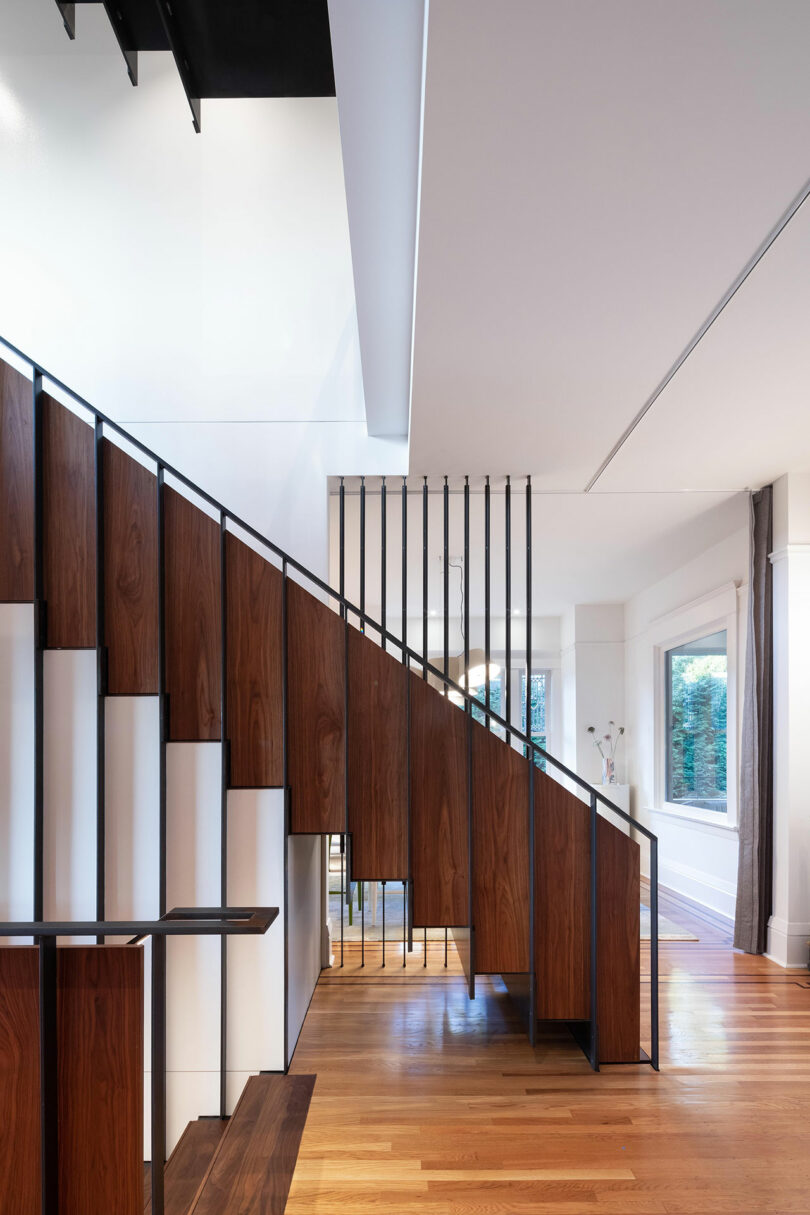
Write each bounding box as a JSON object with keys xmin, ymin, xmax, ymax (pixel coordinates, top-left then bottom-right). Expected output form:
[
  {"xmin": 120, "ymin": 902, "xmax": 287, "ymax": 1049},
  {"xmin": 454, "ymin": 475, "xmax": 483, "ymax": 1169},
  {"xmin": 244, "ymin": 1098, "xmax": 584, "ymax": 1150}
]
[
  {"xmin": 144, "ymin": 1118, "xmax": 227, "ymax": 1214},
  {"xmin": 188, "ymin": 1074, "xmax": 316, "ymax": 1215}
]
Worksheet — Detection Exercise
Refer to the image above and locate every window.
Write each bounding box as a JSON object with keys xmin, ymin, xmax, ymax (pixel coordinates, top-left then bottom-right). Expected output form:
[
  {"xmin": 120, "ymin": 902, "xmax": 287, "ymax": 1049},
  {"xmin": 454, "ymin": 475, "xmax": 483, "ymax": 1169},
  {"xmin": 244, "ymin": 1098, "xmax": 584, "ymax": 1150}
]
[
  {"xmin": 665, "ymin": 629, "xmax": 728, "ymax": 814},
  {"xmin": 469, "ymin": 673, "xmax": 502, "ymax": 728}
]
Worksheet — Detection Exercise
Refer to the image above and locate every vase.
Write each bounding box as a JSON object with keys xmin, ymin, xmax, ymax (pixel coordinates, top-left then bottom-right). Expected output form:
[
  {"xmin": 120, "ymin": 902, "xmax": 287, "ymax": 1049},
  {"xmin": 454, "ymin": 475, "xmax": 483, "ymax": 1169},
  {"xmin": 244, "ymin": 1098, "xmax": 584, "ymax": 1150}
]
[{"xmin": 602, "ymin": 756, "xmax": 616, "ymax": 785}]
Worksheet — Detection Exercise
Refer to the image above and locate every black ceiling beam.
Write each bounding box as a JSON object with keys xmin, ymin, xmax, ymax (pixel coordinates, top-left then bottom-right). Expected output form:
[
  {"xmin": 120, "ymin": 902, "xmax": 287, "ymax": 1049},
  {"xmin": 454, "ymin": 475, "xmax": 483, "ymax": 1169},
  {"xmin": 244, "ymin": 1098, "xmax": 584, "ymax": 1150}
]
[
  {"xmin": 101, "ymin": 1, "xmax": 137, "ymax": 86},
  {"xmin": 53, "ymin": 1, "xmax": 76, "ymax": 39},
  {"xmin": 154, "ymin": 0, "xmax": 201, "ymax": 133}
]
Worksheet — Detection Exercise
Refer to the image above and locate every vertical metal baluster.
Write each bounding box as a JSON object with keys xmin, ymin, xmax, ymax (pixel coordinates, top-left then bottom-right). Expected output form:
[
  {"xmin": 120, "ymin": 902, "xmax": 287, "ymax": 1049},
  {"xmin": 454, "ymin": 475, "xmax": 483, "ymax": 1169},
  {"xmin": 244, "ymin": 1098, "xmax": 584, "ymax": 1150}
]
[
  {"xmin": 381, "ymin": 477, "xmax": 387, "ymax": 650},
  {"xmin": 590, "ymin": 791, "xmax": 599, "ymax": 1071},
  {"xmin": 464, "ymin": 478, "xmax": 474, "ymax": 998},
  {"xmin": 444, "ymin": 927, "xmax": 448, "ymax": 968},
  {"xmin": 423, "ymin": 925, "xmax": 427, "ymax": 968},
  {"xmin": 94, "ymin": 418, "xmax": 106, "ymax": 943},
  {"xmin": 339, "ymin": 477, "xmax": 345, "ymax": 621},
  {"xmin": 401, "ymin": 477, "xmax": 407, "ymax": 658},
  {"xmin": 39, "ymin": 934, "xmax": 58, "ymax": 1215},
  {"xmin": 525, "ymin": 475, "xmax": 532, "ymax": 762},
  {"xmin": 153, "ymin": 465, "xmax": 167, "ymax": 1214},
  {"xmin": 219, "ymin": 512, "xmax": 228, "ymax": 1118},
  {"xmin": 340, "ymin": 835, "xmax": 344, "ymax": 968},
  {"xmin": 505, "ymin": 476, "xmax": 511, "ymax": 746},
  {"xmin": 402, "ymin": 880, "xmax": 407, "ymax": 968},
  {"xmin": 382, "ymin": 881, "xmax": 386, "ymax": 968},
  {"xmin": 404, "ymin": 476, "xmax": 412, "ymax": 962},
  {"xmin": 359, "ymin": 476, "xmax": 366, "ymax": 633},
  {"xmin": 422, "ymin": 477, "xmax": 428, "ymax": 678},
  {"xmin": 650, "ymin": 837, "xmax": 659, "ymax": 1070},
  {"xmin": 281, "ymin": 558, "xmax": 289, "ymax": 1067},
  {"xmin": 361, "ymin": 879, "xmax": 365, "ymax": 968},
  {"xmin": 526, "ymin": 476, "xmax": 535, "ymax": 1044},
  {"xmin": 32, "ymin": 370, "xmax": 44, "ymax": 924},
  {"xmin": 443, "ymin": 476, "xmax": 449, "ymax": 690},
  {"xmin": 484, "ymin": 474, "xmax": 491, "ymax": 729}
]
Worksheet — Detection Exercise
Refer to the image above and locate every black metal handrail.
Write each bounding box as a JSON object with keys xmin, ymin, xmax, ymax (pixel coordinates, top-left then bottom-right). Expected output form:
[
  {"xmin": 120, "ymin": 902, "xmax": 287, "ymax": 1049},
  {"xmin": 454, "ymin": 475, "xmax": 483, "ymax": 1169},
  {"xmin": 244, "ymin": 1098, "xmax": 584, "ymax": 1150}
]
[
  {"xmin": 3, "ymin": 907, "xmax": 278, "ymax": 1215},
  {"xmin": 1, "ymin": 334, "xmax": 659, "ymax": 1074}
]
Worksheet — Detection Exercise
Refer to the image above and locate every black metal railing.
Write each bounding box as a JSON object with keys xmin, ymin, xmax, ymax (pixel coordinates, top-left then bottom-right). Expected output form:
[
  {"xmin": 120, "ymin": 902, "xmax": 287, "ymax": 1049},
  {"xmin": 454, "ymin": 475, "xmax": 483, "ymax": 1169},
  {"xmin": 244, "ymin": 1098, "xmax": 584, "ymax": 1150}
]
[
  {"xmin": 0, "ymin": 335, "xmax": 659, "ymax": 1082},
  {"xmin": 0, "ymin": 908, "xmax": 277, "ymax": 1215}
]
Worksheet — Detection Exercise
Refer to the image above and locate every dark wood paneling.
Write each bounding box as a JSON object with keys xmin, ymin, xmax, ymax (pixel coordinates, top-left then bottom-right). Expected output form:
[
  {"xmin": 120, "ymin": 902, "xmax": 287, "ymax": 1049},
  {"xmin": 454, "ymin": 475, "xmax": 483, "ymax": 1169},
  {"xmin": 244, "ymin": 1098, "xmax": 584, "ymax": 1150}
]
[
  {"xmin": 347, "ymin": 629, "xmax": 408, "ymax": 879},
  {"xmin": 59, "ymin": 946, "xmax": 143, "ymax": 1214},
  {"xmin": 409, "ymin": 673, "xmax": 468, "ymax": 927},
  {"xmin": 597, "ymin": 817, "xmax": 641, "ymax": 1062},
  {"xmin": 0, "ymin": 948, "xmax": 39, "ymax": 1213},
  {"xmin": 144, "ymin": 1118, "xmax": 227, "ymax": 1214},
  {"xmin": 287, "ymin": 580, "xmax": 345, "ymax": 833},
  {"xmin": 103, "ymin": 440, "xmax": 159, "ymax": 694},
  {"xmin": 0, "ymin": 359, "xmax": 34, "ymax": 602},
  {"xmin": 534, "ymin": 772, "xmax": 591, "ymax": 1021},
  {"xmin": 164, "ymin": 487, "xmax": 221, "ymax": 741},
  {"xmin": 225, "ymin": 534, "xmax": 283, "ymax": 787},
  {"xmin": 189, "ymin": 1074, "xmax": 315, "ymax": 1215},
  {"xmin": 43, "ymin": 394, "xmax": 96, "ymax": 647},
  {"xmin": 471, "ymin": 723, "xmax": 530, "ymax": 974},
  {"xmin": 0, "ymin": 945, "xmax": 143, "ymax": 1215}
]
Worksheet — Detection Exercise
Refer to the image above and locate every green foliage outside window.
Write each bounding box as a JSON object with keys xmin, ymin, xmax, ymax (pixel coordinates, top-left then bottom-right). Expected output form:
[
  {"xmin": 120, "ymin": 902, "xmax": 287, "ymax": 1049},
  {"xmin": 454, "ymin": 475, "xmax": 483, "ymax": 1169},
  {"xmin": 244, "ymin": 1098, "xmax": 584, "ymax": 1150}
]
[{"xmin": 666, "ymin": 632, "xmax": 727, "ymax": 812}]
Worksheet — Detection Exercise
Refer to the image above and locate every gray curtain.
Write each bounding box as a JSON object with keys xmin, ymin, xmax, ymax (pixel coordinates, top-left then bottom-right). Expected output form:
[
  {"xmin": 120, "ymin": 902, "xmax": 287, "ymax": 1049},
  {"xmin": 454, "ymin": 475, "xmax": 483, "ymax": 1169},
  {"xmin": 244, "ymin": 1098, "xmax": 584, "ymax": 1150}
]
[{"xmin": 733, "ymin": 486, "xmax": 773, "ymax": 954}]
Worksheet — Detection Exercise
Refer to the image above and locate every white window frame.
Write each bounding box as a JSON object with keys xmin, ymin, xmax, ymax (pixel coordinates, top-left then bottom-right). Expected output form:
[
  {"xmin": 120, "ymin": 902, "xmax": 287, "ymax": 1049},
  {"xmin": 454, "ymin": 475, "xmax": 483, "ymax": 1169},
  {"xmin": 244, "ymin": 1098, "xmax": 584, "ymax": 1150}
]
[{"xmin": 650, "ymin": 583, "xmax": 739, "ymax": 830}]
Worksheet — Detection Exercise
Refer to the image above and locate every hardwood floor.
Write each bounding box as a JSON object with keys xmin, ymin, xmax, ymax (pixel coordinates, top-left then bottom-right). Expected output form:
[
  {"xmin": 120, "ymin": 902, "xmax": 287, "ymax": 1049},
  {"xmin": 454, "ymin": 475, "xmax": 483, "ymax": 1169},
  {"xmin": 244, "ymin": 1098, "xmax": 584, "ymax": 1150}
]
[{"xmin": 288, "ymin": 889, "xmax": 810, "ymax": 1214}]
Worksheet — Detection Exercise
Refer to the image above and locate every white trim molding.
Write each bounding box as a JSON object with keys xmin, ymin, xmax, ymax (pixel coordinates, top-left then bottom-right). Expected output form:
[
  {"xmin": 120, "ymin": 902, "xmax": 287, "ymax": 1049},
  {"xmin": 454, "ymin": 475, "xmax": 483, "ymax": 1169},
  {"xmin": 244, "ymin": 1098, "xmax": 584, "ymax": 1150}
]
[{"xmin": 766, "ymin": 915, "xmax": 810, "ymax": 968}]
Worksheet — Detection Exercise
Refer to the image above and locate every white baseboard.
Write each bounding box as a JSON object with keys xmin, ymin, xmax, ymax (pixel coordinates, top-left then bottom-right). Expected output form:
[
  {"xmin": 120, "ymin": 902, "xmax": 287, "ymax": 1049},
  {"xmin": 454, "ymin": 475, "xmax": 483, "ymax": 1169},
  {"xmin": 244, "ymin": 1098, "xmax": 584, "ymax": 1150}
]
[
  {"xmin": 645, "ymin": 856, "xmax": 736, "ymax": 921},
  {"xmin": 766, "ymin": 916, "xmax": 810, "ymax": 968}
]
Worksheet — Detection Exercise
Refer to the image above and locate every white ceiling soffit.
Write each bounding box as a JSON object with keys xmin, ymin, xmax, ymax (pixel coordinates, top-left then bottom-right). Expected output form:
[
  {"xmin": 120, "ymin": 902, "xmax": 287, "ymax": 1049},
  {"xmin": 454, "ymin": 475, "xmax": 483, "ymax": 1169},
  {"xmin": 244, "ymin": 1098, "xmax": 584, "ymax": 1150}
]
[
  {"xmin": 408, "ymin": 0, "xmax": 810, "ymax": 487},
  {"xmin": 328, "ymin": 0, "xmax": 427, "ymax": 438}
]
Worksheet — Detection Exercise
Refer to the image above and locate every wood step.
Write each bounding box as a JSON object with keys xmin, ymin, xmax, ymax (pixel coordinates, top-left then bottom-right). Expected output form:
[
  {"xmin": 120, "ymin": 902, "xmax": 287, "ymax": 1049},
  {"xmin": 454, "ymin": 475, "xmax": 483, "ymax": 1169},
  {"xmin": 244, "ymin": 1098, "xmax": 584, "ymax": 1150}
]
[
  {"xmin": 144, "ymin": 1118, "xmax": 227, "ymax": 1214},
  {"xmin": 188, "ymin": 1074, "xmax": 316, "ymax": 1214}
]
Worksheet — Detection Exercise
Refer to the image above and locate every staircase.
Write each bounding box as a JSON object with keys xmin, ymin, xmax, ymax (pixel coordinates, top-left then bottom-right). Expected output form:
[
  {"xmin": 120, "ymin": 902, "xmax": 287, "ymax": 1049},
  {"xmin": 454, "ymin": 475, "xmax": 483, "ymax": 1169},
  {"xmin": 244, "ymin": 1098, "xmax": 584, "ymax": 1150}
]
[{"xmin": 0, "ymin": 341, "xmax": 659, "ymax": 1209}]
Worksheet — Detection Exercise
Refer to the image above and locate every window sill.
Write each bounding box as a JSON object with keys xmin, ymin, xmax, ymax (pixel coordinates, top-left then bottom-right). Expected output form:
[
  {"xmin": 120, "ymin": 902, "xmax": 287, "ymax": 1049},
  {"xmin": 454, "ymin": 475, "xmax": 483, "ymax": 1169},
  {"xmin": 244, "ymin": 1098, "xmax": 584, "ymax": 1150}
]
[{"xmin": 647, "ymin": 804, "xmax": 739, "ymax": 836}]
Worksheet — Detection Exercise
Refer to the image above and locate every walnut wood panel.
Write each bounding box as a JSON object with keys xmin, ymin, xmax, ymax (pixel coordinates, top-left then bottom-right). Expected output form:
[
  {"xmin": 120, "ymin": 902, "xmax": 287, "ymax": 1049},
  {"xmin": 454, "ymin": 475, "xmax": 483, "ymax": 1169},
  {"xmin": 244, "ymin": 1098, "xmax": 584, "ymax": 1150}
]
[
  {"xmin": 0, "ymin": 945, "xmax": 143, "ymax": 1215},
  {"xmin": 409, "ymin": 672, "xmax": 468, "ymax": 927},
  {"xmin": 534, "ymin": 771, "xmax": 591, "ymax": 1021},
  {"xmin": 189, "ymin": 1074, "xmax": 315, "ymax": 1215},
  {"xmin": 0, "ymin": 359, "xmax": 34, "ymax": 601},
  {"xmin": 42, "ymin": 394, "xmax": 96, "ymax": 647},
  {"xmin": 0, "ymin": 948, "xmax": 39, "ymax": 1213},
  {"xmin": 347, "ymin": 629, "xmax": 408, "ymax": 880},
  {"xmin": 597, "ymin": 816, "xmax": 641, "ymax": 1062},
  {"xmin": 471, "ymin": 722, "xmax": 530, "ymax": 973},
  {"xmin": 59, "ymin": 946, "xmax": 143, "ymax": 1214},
  {"xmin": 286, "ymin": 580, "xmax": 345, "ymax": 833},
  {"xmin": 164, "ymin": 487, "xmax": 221, "ymax": 740},
  {"xmin": 225, "ymin": 534, "xmax": 283, "ymax": 787},
  {"xmin": 103, "ymin": 440, "xmax": 158, "ymax": 694}
]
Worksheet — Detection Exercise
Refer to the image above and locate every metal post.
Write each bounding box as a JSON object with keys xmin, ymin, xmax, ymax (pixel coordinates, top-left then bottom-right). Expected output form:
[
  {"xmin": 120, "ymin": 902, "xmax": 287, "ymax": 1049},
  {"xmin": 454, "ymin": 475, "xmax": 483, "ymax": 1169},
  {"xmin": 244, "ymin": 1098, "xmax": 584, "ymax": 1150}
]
[
  {"xmin": 381, "ymin": 881, "xmax": 386, "ymax": 968},
  {"xmin": 423, "ymin": 925, "xmax": 427, "ymax": 967},
  {"xmin": 154, "ymin": 466, "xmax": 167, "ymax": 1206},
  {"xmin": 360, "ymin": 880, "xmax": 365, "ymax": 968},
  {"xmin": 443, "ymin": 476, "xmax": 449, "ymax": 688},
  {"xmin": 151, "ymin": 932, "xmax": 167, "ymax": 1214},
  {"xmin": 359, "ymin": 476, "xmax": 366, "ymax": 634},
  {"xmin": 339, "ymin": 477, "xmax": 345, "ymax": 621},
  {"xmin": 525, "ymin": 476, "xmax": 532, "ymax": 759},
  {"xmin": 589, "ymin": 791, "xmax": 599, "ymax": 1071},
  {"xmin": 464, "ymin": 477, "xmax": 474, "ymax": 998},
  {"xmin": 401, "ymin": 477, "xmax": 407, "ymax": 663},
  {"xmin": 505, "ymin": 476, "xmax": 511, "ymax": 746},
  {"xmin": 650, "ymin": 837, "xmax": 660, "ymax": 1070},
  {"xmin": 94, "ymin": 418, "xmax": 106, "ymax": 943},
  {"xmin": 33, "ymin": 371, "xmax": 44, "ymax": 923},
  {"xmin": 219, "ymin": 512, "xmax": 228, "ymax": 1118},
  {"xmin": 402, "ymin": 880, "xmax": 407, "ymax": 967},
  {"xmin": 340, "ymin": 835, "xmax": 345, "ymax": 968},
  {"xmin": 281, "ymin": 558, "xmax": 290, "ymax": 1067},
  {"xmin": 444, "ymin": 927, "xmax": 448, "ymax": 968},
  {"xmin": 38, "ymin": 935, "xmax": 58, "ymax": 1215},
  {"xmin": 422, "ymin": 477, "xmax": 428, "ymax": 677},
  {"xmin": 381, "ymin": 477, "xmax": 387, "ymax": 651},
  {"xmin": 464, "ymin": 478, "xmax": 470, "ymax": 687},
  {"xmin": 484, "ymin": 474, "xmax": 491, "ymax": 727}
]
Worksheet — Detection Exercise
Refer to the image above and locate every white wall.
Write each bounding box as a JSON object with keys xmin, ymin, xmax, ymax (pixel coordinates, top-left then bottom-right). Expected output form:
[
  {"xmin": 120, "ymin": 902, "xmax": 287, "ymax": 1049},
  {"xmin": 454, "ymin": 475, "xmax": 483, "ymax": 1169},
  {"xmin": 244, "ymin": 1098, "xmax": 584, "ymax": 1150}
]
[{"xmin": 624, "ymin": 520, "xmax": 749, "ymax": 919}]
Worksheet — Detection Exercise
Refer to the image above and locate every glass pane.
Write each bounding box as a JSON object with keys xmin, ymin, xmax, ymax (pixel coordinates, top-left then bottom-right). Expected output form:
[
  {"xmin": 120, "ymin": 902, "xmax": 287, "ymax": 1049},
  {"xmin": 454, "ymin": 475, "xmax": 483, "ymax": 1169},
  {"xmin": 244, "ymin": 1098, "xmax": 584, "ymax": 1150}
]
[{"xmin": 666, "ymin": 629, "xmax": 727, "ymax": 812}]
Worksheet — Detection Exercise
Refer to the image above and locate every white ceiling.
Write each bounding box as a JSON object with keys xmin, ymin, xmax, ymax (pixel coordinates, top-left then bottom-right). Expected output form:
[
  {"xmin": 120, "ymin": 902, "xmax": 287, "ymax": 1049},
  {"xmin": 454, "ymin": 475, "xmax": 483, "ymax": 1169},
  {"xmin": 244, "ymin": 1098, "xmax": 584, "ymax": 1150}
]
[{"xmin": 407, "ymin": 0, "xmax": 810, "ymax": 493}]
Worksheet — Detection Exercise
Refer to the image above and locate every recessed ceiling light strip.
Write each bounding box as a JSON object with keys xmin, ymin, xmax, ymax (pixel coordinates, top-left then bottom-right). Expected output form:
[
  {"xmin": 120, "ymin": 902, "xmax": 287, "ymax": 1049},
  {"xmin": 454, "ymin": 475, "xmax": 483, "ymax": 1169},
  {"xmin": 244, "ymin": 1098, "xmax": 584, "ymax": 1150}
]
[{"xmin": 585, "ymin": 172, "xmax": 810, "ymax": 492}]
